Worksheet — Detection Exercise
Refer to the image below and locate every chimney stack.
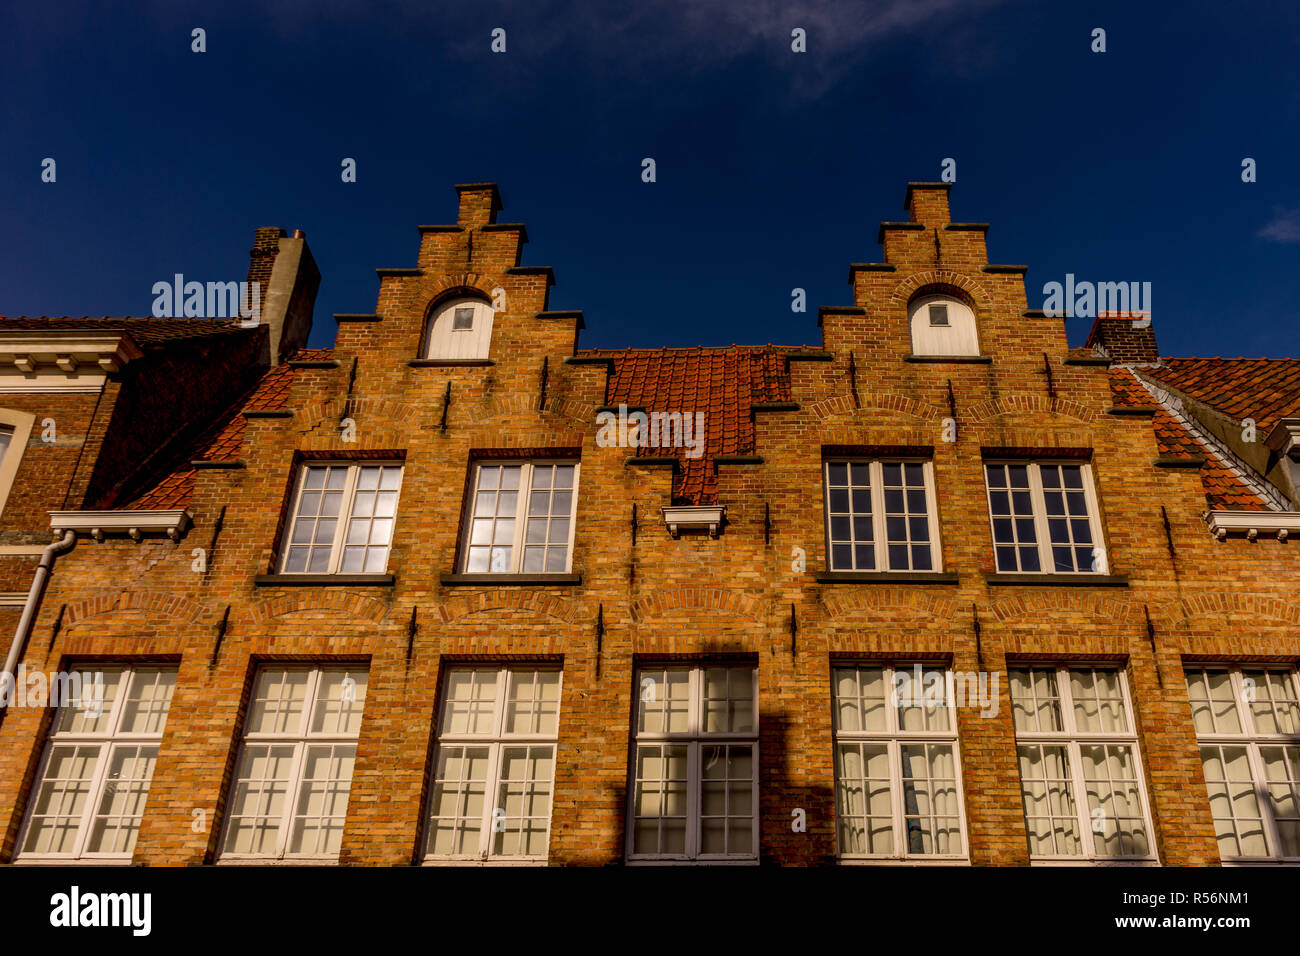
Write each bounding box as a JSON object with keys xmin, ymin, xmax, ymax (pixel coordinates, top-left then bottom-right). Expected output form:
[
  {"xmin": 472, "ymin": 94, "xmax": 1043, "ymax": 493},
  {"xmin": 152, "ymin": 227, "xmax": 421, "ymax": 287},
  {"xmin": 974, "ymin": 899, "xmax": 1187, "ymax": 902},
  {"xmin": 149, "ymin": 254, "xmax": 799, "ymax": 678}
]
[
  {"xmin": 246, "ymin": 227, "xmax": 320, "ymax": 365},
  {"xmin": 455, "ymin": 183, "xmax": 503, "ymax": 228},
  {"xmin": 1084, "ymin": 314, "xmax": 1160, "ymax": 365}
]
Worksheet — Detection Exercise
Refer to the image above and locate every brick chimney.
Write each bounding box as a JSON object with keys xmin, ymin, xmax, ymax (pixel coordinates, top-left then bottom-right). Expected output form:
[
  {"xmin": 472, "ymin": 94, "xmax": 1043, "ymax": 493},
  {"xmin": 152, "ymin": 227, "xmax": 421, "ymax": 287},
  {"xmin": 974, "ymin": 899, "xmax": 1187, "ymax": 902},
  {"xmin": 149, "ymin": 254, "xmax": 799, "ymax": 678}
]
[
  {"xmin": 1084, "ymin": 314, "xmax": 1160, "ymax": 365},
  {"xmin": 246, "ymin": 227, "xmax": 320, "ymax": 365},
  {"xmin": 455, "ymin": 183, "xmax": 502, "ymax": 227},
  {"xmin": 904, "ymin": 182, "xmax": 952, "ymax": 228}
]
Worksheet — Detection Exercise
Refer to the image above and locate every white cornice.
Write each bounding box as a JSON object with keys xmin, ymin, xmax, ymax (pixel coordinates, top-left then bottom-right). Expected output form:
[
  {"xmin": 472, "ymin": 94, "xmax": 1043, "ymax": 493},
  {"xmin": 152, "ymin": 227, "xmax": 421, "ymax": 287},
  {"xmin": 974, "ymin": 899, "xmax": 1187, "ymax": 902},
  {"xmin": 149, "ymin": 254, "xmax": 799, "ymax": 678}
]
[
  {"xmin": 0, "ymin": 331, "xmax": 145, "ymax": 383},
  {"xmin": 49, "ymin": 509, "xmax": 191, "ymax": 542},
  {"xmin": 1204, "ymin": 510, "xmax": 1300, "ymax": 541},
  {"xmin": 662, "ymin": 505, "xmax": 726, "ymax": 538}
]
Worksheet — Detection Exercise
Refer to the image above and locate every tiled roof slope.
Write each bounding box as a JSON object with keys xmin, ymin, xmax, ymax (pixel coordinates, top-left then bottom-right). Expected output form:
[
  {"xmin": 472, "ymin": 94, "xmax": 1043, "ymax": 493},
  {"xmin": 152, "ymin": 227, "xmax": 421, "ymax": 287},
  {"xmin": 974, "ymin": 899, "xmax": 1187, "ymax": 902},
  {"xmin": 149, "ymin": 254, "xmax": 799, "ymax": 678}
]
[
  {"xmin": 1142, "ymin": 358, "xmax": 1300, "ymax": 432},
  {"xmin": 0, "ymin": 316, "xmax": 252, "ymax": 345},
  {"xmin": 577, "ymin": 346, "xmax": 800, "ymax": 504},
  {"xmin": 130, "ymin": 354, "xmax": 320, "ymax": 510},
  {"xmin": 1109, "ymin": 368, "xmax": 1269, "ymax": 511}
]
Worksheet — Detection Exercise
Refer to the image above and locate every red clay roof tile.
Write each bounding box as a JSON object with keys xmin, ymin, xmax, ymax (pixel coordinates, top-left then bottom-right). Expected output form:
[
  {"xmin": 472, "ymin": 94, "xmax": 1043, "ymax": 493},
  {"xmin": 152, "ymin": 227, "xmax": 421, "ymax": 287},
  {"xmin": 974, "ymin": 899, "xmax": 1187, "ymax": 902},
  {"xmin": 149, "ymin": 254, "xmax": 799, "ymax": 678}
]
[{"xmin": 578, "ymin": 346, "xmax": 799, "ymax": 504}]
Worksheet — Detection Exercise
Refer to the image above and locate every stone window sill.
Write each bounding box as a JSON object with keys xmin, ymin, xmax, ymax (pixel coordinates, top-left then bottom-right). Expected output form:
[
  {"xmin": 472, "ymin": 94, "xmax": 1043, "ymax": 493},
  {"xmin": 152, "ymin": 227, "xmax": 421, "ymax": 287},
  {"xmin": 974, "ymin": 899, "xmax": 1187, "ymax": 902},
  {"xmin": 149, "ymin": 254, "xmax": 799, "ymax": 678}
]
[
  {"xmin": 983, "ymin": 573, "xmax": 1128, "ymax": 587},
  {"xmin": 439, "ymin": 573, "xmax": 582, "ymax": 586},
  {"xmin": 253, "ymin": 574, "xmax": 395, "ymax": 586},
  {"xmin": 816, "ymin": 571, "xmax": 959, "ymax": 584}
]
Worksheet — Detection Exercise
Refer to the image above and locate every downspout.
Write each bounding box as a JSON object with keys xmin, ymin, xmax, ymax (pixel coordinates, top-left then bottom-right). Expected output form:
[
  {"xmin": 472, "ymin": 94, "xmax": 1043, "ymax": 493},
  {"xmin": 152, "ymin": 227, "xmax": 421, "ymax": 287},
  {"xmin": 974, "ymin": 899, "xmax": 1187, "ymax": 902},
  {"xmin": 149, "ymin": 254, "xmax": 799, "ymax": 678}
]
[{"xmin": 0, "ymin": 530, "xmax": 77, "ymax": 713}]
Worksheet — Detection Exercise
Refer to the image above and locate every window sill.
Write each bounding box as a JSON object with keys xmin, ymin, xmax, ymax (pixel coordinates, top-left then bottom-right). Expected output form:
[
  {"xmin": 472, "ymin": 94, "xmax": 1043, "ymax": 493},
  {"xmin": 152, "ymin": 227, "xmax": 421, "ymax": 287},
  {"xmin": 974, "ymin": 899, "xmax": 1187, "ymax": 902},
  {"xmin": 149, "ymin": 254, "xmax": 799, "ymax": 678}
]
[
  {"xmin": 816, "ymin": 571, "xmax": 959, "ymax": 585},
  {"xmin": 439, "ymin": 573, "xmax": 582, "ymax": 586},
  {"xmin": 838, "ymin": 856, "xmax": 970, "ymax": 866},
  {"xmin": 408, "ymin": 359, "xmax": 495, "ymax": 367},
  {"xmin": 253, "ymin": 573, "xmax": 395, "ymax": 586},
  {"xmin": 983, "ymin": 573, "xmax": 1128, "ymax": 587},
  {"xmin": 904, "ymin": 354, "xmax": 994, "ymax": 364}
]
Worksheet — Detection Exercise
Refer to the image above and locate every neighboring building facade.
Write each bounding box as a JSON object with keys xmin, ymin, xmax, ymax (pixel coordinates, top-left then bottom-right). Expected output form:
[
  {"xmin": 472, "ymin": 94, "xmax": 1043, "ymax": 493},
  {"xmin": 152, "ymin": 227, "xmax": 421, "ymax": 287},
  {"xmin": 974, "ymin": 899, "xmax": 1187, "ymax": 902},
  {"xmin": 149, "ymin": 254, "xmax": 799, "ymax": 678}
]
[{"xmin": 0, "ymin": 182, "xmax": 1296, "ymax": 866}]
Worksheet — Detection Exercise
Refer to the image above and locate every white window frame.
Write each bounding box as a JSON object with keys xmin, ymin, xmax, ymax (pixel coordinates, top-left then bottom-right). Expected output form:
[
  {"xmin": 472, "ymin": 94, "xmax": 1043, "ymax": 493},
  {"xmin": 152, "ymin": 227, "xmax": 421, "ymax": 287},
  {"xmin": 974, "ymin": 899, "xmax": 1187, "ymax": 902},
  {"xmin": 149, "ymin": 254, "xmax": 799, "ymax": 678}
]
[
  {"xmin": 832, "ymin": 663, "xmax": 970, "ymax": 864},
  {"xmin": 15, "ymin": 665, "xmax": 176, "ymax": 864},
  {"xmin": 217, "ymin": 665, "xmax": 367, "ymax": 864},
  {"xmin": 1185, "ymin": 664, "xmax": 1300, "ymax": 864},
  {"xmin": 279, "ymin": 461, "xmax": 403, "ymax": 575},
  {"xmin": 1010, "ymin": 664, "xmax": 1157, "ymax": 864},
  {"xmin": 984, "ymin": 460, "xmax": 1108, "ymax": 575},
  {"xmin": 423, "ymin": 665, "xmax": 562, "ymax": 865},
  {"xmin": 824, "ymin": 459, "xmax": 942, "ymax": 573},
  {"xmin": 626, "ymin": 664, "xmax": 759, "ymax": 864},
  {"xmin": 0, "ymin": 408, "xmax": 35, "ymax": 521},
  {"xmin": 460, "ymin": 460, "xmax": 580, "ymax": 574}
]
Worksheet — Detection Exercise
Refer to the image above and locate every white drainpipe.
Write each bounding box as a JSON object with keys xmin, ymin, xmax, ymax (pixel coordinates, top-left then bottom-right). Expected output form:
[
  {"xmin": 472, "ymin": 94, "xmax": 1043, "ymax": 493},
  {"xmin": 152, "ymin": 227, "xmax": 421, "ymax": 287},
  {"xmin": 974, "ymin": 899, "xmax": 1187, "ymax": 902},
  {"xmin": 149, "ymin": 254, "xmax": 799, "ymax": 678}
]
[{"xmin": 0, "ymin": 530, "xmax": 77, "ymax": 713}]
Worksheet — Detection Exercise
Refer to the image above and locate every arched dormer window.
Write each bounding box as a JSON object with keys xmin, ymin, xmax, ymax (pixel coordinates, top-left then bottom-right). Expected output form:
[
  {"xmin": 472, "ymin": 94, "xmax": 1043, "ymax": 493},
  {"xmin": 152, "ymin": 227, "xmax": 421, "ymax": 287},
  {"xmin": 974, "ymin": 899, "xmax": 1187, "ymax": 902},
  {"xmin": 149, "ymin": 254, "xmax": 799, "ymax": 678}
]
[
  {"xmin": 422, "ymin": 296, "xmax": 494, "ymax": 361},
  {"xmin": 908, "ymin": 293, "xmax": 979, "ymax": 357}
]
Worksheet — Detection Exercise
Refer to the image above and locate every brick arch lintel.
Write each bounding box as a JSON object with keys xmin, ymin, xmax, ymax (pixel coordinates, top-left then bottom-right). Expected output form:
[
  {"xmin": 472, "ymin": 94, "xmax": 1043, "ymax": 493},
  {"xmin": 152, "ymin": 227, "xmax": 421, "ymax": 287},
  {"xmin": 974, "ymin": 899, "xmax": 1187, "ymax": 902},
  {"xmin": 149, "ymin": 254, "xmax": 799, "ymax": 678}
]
[
  {"xmin": 1166, "ymin": 592, "xmax": 1300, "ymax": 628},
  {"xmin": 422, "ymin": 273, "xmax": 499, "ymax": 310},
  {"xmin": 967, "ymin": 394, "xmax": 1096, "ymax": 424},
  {"xmin": 295, "ymin": 397, "xmax": 421, "ymax": 432},
  {"xmin": 463, "ymin": 393, "xmax": 596, "ymax": 427},
  {"xmin": 250, "ymin": 590, "xmax": 390, "ymax": 625},
  {"xmin": 887, "ymin": 270, "xmax": 994, "ymax": 312},
  {"xmin": 822, "ymin": 589, "xmax": 956, "ymax": 621},
  {"xmin": 807, "ymin": 392, "xmax": 946, "ymax": 423},
  {"xmin": 630, "ymin": 589, "xmax": 764, "ymax": 623},
  {"xmin": 64, "ymin": 590, "xmax": 209, "ymax": 626},
  {"xmin": 989, "ymin": 590, "xmax": 1138, "ymax": 625},
  {"xmin": 436, "ymin": 590, "xmax": 583, "ymax": 625}
]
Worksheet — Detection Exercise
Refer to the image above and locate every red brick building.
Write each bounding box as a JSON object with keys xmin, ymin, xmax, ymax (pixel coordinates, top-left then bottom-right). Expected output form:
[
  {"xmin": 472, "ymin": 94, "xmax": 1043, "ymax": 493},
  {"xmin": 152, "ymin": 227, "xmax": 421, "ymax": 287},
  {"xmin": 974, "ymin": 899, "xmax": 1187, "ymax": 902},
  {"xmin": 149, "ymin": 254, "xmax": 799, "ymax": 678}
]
[{"xmin": 0, "ymin": 182, "xmax": 1297, "ymax": 867}]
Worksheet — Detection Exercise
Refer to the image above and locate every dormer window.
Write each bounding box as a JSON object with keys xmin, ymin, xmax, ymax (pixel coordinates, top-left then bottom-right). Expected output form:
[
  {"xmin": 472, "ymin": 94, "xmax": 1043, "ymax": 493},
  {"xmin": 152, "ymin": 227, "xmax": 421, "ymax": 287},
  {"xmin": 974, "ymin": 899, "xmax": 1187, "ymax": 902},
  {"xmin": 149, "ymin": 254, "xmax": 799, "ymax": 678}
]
[
  {"xmin": 423, "ymin": 296, "xmax": 494, "ymax": 361},
  {"xmin": 909, "ymin": 294, "xmax": 978, "ymax": 356}
]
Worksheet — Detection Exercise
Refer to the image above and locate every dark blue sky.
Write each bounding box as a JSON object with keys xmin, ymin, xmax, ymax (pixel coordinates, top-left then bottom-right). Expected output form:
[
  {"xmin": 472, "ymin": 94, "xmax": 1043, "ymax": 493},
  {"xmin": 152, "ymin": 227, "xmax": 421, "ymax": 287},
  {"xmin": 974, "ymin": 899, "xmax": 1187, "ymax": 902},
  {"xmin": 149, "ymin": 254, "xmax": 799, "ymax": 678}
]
[{"xmin": 3, "ymin": 0, "xmax": 1297, "ymax": 356}]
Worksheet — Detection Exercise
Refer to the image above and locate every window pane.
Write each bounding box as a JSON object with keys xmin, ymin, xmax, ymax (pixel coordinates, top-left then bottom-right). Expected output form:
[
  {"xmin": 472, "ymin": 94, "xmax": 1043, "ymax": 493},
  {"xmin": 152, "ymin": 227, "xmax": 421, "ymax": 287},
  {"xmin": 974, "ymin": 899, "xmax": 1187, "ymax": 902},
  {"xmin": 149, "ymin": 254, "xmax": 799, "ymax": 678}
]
[
  {"xmin": 638, "ymin": 668, "xmax": 691, "ymax": 734},
  {"xmin": 703, "ymin": 667, "xmax": 755, "ymax": 734},
  {"xmin": 23, "ymin": 745, "xmax": 99, "ymax": 854},
  {"xmin": 825, "ymin": 461, "xmax": 874, "ymax": 570},
  {"xmin": 85, "ymin": 745, "xmax": 158, "ymax": 855},
  {"xmin": 429, "ymin": 746, "xmax": 491, "ymax": 856},
  {"xmin": 311, "ymin": 669, "xmax": 368, "ymax": 735},
  {"xmin": 1186, "ymin": 668, "xmax": 1242, "ymax": 735},
  {"xmin": 118, "ymin": 668, "xmax": 176, "ymax": 735},
  {"xmin": 441, "ymin": 669, "xmax": 499, "ymax": 735},
  {"xmin": 289, "ymin": 744, "xmax": 355, "ymax": 856},
  {"xmin": 901, "ymin": 743, "xmax": 962, "ymax": 855},
  {"xmin": 836, "ymin": 743, "xmax": 892, "ymax": 855},
  {"xmin": 1018, "ymin": 744, "xmax": 1081, "ymax": 856},
  {"xmin": 632, "ymin": 744, "xmax": 689, "ymax": 856},
  {"xmin": 1009, "ymin": 668, "xmax": 1062, "ymax": 733},
  {"xmin": 57, "ymin": 667, "xmax": 126, "ymax": 735},
  {"xmin": 1200, "ymin": 745, "xmax": 1267, "ymax": 858},
  {"xmin": 247, "ymin": 669, "xmax": 311, "ymax": 735},
  {"xmin": 882, "ymin": 461, "xmax": 931, "ymax": 571},
  {"xmin": 505, "ymin": 669, "xmax": 561, "ymax": 735},
  {"xmin": 224, "ymin": 744, "xmax": 295, "ymax": 856},
  {"xmin": 1071, "ymin": 669, "xmax": 1128, "ymax": 733},
  {"xmin": 834, "ymin": 667, "xmax": 887, "ymax": 733}
]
